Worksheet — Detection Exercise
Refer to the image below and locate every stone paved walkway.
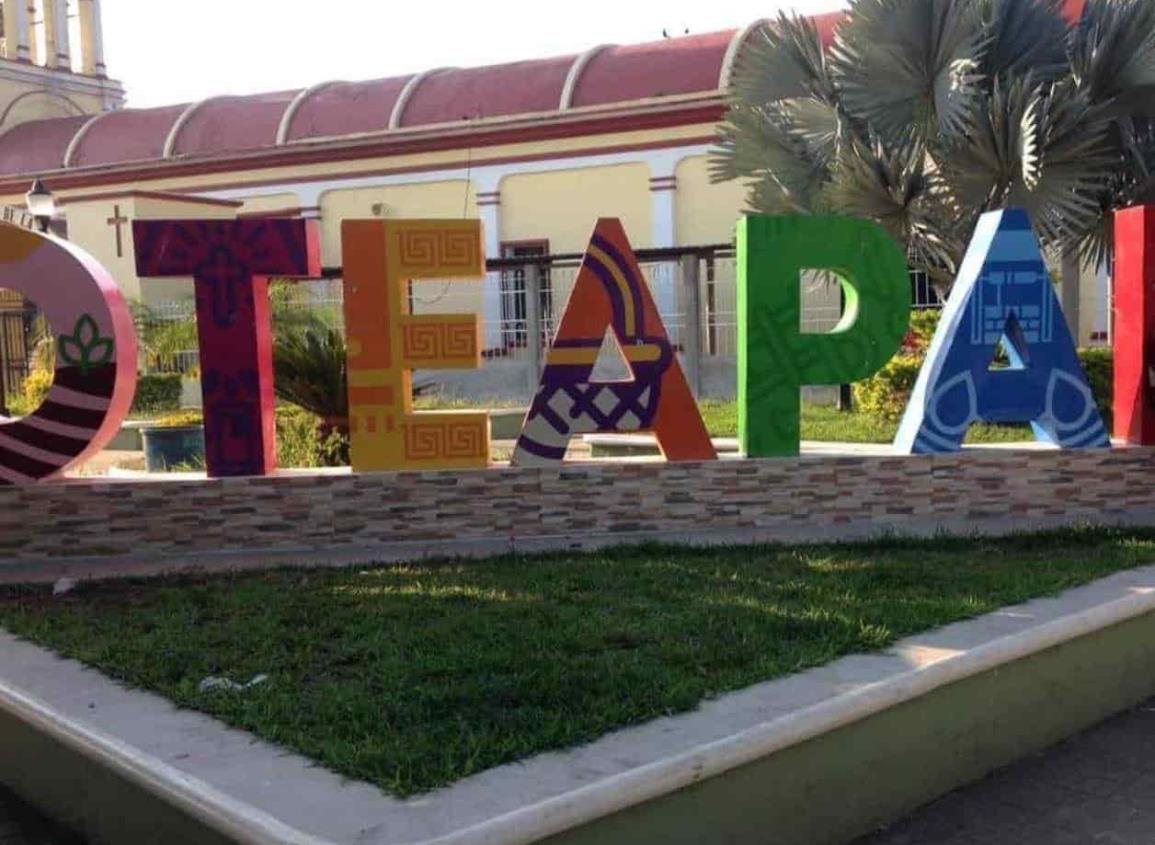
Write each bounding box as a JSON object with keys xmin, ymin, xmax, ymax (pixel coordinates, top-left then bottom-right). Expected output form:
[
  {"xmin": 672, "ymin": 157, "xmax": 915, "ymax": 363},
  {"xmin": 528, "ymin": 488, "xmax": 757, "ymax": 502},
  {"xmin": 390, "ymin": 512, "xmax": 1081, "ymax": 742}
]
[
  {"xmin": 0, "ymin": 787, "xmax": 81, "ymax": 845},
  {"xmin": 856, "ymin": 697, "xmax": 1155, "ymax": 844}
]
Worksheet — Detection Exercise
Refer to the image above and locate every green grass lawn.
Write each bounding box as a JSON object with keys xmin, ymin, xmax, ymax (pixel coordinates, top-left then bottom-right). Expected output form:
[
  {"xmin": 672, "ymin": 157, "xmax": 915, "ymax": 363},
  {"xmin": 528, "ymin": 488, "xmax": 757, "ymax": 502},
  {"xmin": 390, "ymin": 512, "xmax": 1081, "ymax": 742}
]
[
  {"xmin": 1, "ymin": 529, "xmax": 1152, "ymax": 797},
  {"xmin": 696, "ymin": 400, "xmax": 1029, "ymax": 444},
  {"xmin": 417, "ymin": 397, "xmax": 1030, "ymax": 445}
]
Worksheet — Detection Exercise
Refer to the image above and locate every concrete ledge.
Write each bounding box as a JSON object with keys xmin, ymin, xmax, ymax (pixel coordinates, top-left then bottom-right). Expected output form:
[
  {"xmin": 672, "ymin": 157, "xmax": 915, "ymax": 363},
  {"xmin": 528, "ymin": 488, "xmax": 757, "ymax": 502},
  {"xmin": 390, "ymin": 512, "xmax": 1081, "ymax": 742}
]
[{"xmin": 4, "ymin": 566, "xmax": 1155, "ymax": 844}]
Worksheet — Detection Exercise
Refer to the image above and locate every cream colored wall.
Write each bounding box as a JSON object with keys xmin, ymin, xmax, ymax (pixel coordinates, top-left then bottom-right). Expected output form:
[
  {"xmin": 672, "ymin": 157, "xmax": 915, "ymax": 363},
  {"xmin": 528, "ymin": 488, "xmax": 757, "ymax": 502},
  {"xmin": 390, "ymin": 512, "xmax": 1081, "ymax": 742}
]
[
  {"xmin": 238, "ymin": 193, "xmax": 300, "ymax": 214},
  {"xmin": 64, "ymin": 197, "xmax": 140, "ymax": 299},
  {"xmin": 1079, "ymin": 262, "xmax": 1110, "ymax": 346},
  {"xmin": 0, "ymin": 77, "xmax": 104, "ymax": 130},
  {"xmin": 318, "ymin": 180, "xmax": 478, "ymax": 266},
  {"xmin": 675, "ymin": 155, "xmax": 746, "ymax": 246},
  {"xmin": 500, "ymin": 163, "xmax": 651, "ymax": 253}
]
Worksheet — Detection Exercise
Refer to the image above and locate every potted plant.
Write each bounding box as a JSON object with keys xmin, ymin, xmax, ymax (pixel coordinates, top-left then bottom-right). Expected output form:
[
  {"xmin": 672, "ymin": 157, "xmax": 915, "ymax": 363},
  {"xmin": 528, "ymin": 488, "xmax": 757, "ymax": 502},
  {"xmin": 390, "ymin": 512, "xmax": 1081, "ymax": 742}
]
[{"xmin": 140, "ymin": 410, "xmax": 204, "ymax": 472}]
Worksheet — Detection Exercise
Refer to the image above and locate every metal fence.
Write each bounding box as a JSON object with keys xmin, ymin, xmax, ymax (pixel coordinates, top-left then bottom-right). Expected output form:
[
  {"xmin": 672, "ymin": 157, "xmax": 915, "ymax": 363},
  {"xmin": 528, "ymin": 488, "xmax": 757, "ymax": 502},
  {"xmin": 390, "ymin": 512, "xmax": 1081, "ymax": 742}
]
[{"xmin": 0, "ymin": 297, "xmax": 36, "ymax": 414}]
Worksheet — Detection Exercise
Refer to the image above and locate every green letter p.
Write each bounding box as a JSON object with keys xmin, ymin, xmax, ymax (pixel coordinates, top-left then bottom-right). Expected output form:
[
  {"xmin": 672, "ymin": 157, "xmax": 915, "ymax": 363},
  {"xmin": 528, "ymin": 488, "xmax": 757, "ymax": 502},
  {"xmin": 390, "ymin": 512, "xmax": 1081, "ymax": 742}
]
[{"xmin": 737, "ymin": 215, "xmax": 910, "ymax": 457}]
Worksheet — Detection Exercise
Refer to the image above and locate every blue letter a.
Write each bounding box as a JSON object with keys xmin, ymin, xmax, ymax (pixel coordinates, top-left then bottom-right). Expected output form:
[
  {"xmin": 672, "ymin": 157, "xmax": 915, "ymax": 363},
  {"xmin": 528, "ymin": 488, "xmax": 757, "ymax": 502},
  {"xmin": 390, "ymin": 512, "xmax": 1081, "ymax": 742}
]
[{"xmin": 895, "ymin": 209, "xmax": 1109, "ymax": 453}]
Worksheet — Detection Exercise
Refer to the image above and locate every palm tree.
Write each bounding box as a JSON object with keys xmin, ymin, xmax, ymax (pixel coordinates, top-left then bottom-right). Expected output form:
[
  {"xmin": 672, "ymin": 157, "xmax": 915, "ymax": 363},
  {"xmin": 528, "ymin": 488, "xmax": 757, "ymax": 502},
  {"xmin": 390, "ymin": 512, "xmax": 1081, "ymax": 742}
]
[
  {"xmin": 712, "ymin": 0, "xmax": 1155, "ymax": 297},
  {"xmin": 272, "ymin": 314, "xmax": 349, "ymax": 438},
  {"xmin": 131, "ymin": 301, "xmax": 199, "ymax": 374}
]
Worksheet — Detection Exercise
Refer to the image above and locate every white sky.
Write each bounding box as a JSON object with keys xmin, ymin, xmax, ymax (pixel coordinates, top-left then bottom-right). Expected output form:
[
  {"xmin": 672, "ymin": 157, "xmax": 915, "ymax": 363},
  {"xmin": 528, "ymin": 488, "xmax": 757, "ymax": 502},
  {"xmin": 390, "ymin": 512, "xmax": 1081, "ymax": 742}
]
[{"xmin": 103, "ymin": 0, "xmax": 845, "ymax": 108}]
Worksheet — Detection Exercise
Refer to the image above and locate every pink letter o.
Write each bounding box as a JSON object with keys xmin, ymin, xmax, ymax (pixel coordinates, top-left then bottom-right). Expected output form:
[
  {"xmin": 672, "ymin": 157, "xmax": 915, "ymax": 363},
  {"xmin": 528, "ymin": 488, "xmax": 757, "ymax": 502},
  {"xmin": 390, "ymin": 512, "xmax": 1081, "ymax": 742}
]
[{"xmin": 0, "ymin": 223, "xmax": 137, "ymax": 483}]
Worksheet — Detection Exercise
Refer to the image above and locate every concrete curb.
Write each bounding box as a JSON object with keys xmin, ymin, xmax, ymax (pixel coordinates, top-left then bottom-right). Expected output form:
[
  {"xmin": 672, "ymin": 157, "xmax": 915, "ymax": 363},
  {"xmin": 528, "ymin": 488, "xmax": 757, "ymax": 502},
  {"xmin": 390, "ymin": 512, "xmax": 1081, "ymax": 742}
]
[
  {"xmin": 0, "ymin": 679, "xmax": 328, "ymax": 845},
  {"xmin": 437, "ymin": 587, "xmax": 1155, "ymax": 845},
  {"xmin": 3, "ymin": 567, "xmax": 1155, "ymax": 844}
]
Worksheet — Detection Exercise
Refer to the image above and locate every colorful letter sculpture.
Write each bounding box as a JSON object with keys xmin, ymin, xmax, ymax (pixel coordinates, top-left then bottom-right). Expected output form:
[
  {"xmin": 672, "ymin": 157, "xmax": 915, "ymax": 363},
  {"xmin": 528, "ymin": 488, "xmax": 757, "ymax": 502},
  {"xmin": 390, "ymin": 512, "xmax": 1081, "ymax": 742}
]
[
  {"xmin": 341, "ymin": 219, "xmax": 489, "ymax": 471},
  {"xmin": 512, "ymin": 218, "xmax": 715, "ymax": 466},
  {"xmin": 133, "ymin": 219, "xmax": 321, "ymax": 477},
  {"xmin": 895, "ymin": 209, "xmax": 1109, "ymax": 453},
  {"xmin": 737, "ymin": 215, "xmax": 910, "ymax": 457},
  {"xmin": 1113, "ymin": 206, "xmax": 1155, "ymax": 444},
  {"xmin": 0, "ymin": 223, "xmax": 137, "ymax": 484}
]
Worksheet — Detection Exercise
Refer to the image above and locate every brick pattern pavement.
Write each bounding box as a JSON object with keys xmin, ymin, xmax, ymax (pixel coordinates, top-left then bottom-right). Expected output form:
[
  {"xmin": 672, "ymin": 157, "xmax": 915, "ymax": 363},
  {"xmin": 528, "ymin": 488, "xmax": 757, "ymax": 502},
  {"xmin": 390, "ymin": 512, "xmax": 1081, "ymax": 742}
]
[
  {"xmin": 3, "ymin": 447, "xmax": 1155, "ymax": 571},
  {"xmin": 856, "ymin": 698, "xmax": 1155, "ymax": 844},
  {"xmin": 0, "ymin": 787, "xmax": 82, "ymax": 845}
]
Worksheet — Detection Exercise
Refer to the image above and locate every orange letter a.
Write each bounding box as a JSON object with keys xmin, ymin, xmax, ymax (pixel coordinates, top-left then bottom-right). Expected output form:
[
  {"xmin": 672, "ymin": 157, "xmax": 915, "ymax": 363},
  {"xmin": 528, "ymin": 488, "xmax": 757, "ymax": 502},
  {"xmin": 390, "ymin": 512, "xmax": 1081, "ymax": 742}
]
[{"xmin": 512, "ymin": 218, "xmax": 715, "ymax": 466}]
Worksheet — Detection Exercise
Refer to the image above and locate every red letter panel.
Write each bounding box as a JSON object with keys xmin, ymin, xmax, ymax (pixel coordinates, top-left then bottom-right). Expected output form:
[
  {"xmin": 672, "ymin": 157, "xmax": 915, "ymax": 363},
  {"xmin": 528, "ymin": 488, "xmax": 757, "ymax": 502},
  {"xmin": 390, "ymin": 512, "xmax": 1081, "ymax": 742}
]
[
  {"xmin": 133, "ymin": 219, "xmax": 320, "ymax": 477},
  {"xmin": 1114, "ymin": 207, "xmax": 1155, "ymax": 444}
]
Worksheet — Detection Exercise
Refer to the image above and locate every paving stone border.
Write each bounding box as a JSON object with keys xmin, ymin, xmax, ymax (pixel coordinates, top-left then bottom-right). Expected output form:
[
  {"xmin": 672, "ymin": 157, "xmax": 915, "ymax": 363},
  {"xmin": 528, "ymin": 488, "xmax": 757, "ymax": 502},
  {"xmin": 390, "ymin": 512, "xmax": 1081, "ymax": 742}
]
[{"xmin": 2, "ymin": 446, "xmax": 1155, "ymax": 582}]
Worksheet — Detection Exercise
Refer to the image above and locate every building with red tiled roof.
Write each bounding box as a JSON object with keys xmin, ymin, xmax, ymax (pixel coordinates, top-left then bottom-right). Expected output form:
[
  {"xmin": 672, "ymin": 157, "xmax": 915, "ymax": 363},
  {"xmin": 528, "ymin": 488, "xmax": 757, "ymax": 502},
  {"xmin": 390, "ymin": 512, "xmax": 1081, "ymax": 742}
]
[
  {"xmin": 0, "ymin": 21, "xmax": 804, "ymax": 342},
  {"xmin": 0, "ymin": 2, "xmax": 1106, "ymax": 356},
  {"xmin": 0, "ymin": 17, "xmax": 845, "ymax": 185}
]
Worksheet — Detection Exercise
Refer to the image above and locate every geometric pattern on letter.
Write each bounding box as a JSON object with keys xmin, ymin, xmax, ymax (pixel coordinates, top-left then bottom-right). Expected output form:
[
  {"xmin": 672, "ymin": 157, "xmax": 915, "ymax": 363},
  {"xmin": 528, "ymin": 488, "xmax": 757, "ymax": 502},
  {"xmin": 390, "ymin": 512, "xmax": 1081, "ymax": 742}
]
[
  {"xmin": 133, "ymin": 218, "xmax": 321, "ymax": 478},
  {"xmin": 397, "ymin": 228, "xmax": 482, "ymax": 272},
  {"xmin": 404, "ymin": 417, "xmax": 488, "ymax": 461},
  {"xmin": 511, "ymin": 217, "xmax": 715, "ymax": 467},
  {"xmin": 894, "ymin": 208, "xmax": 1110, "ymax": 453},
  {"xmin": 401, "ymin": 315, "xmax": 480, "ymax": 365},
  {"xmin": 343, "ymin": 219, "xmax": 490, "ymax": 472}
]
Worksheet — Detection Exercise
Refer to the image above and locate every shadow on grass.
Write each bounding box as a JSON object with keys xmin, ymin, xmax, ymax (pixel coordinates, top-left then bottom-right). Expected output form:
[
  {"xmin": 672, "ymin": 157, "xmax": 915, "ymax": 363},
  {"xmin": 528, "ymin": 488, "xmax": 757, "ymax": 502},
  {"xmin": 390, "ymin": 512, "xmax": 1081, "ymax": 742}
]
[{"xmin": 0, "ymin": 524, "xmax": 1153, "ymax": 797}]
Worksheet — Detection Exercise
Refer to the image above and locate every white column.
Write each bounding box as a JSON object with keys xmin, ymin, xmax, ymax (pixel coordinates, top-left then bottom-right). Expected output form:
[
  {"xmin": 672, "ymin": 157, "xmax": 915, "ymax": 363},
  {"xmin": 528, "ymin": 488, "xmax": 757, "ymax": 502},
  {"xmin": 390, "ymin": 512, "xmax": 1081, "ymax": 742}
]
[
  {"xmin": 51, "ymin": 0, "xmax": 70, "ymax": 68},
  {"xmin": 86, "ymin": 0, "xmax": 103, "ymax": 74},
  {"xmin": 649, "ymin": 175, "xmax": 677, "ymax": 248},
  {"xmin": 477, "ymin": 184, "xmax": 503, "ymax": 351},
  {"xmin": 649, "ymin": 174, "xmax": 679, "ymax": 319},
  {"xmin": 1095, "ymin": 262, "xmax": 1111, "ymax": 344},
  {"xmin": 4, "ymin": 1, "xmax": 31, "ymax": 62},
  {"xmin": 83, "ymin": 0, "xmax": 105, "ymax": 75},
  {"xmin": 646, "ymin": 148, "xmax": 685, "ymax": 248}
]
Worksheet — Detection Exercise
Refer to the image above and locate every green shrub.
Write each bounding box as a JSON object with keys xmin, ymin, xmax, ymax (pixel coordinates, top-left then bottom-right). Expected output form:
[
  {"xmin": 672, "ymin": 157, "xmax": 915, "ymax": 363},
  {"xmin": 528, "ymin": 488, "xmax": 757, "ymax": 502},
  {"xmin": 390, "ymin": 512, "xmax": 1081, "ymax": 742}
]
[
  {"xmin": 853, "ymin": 309, "xmax": 942, "ymax": 422},
  {"xmin": 276, "ymin": 405, "xmax": 348, "ymax": 468},
  {"xmin": 6, "ymin": 369, "xmax": 53, "ymax": 416},
  {"xmin": 23, "ymin": 368, "xmax": 52, "ymax": 408},
  {"xmin": 152, "ymin": 410, "xmax": 203, "ymax": 428},
  {"xmin": 132, "ymin": 373, "xmax": 182, "ymax": 415},
  {"xmin": 1078, "ymin": 347, "xmax": 1113, "ymax": 429},
  {"xmin": 853, "ymin": 354, "xmax": 923, "ymax": 422},
  {"xmin": 902, "ymin": 308, "xmax": 942, "ymax": 354}
]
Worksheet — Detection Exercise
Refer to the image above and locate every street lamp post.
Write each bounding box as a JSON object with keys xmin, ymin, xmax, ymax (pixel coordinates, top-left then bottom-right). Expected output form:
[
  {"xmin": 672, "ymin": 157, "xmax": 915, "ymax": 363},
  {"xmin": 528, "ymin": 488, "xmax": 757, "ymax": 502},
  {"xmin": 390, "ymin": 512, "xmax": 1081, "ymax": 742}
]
[{"xmin": 25, "ymin": 179, "xmax": 55, "ymax": 234}]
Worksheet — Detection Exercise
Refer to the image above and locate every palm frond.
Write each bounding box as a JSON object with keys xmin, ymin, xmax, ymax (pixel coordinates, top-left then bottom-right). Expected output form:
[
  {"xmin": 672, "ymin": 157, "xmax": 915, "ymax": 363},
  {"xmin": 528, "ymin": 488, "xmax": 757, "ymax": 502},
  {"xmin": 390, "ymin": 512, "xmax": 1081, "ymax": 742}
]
[
  {"xmin": 272, "ymin": 316, "xmax": 348, "ymax": 422},
  {"xmin": 830, "ymin": 0, "xmax": 984, "ymax": 143},
  {"xmin": 827, "ymin": 137, "xmax": 962, "ymax": 280},
  {"xmin": 1016, "ymin": 80, "xmax": 1112, "ymax": 248},
  {"xmin": 711, "ymin": 0, "xmax": 1152, "ymax": 290},
  {"xmin": 1069, "ymin": 0, "xmax": 1155, "ymax": 117},
  {"xmin": 727, "ymin": 13, "xmax": 834, "ymax": 107},
  {"xmin": 940, "ymin": 76, "xmax": 1036, "ymax": 215},
  {"xmin": 711, "ymin": 104, "xmax": 828, "ymax": 212}
]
